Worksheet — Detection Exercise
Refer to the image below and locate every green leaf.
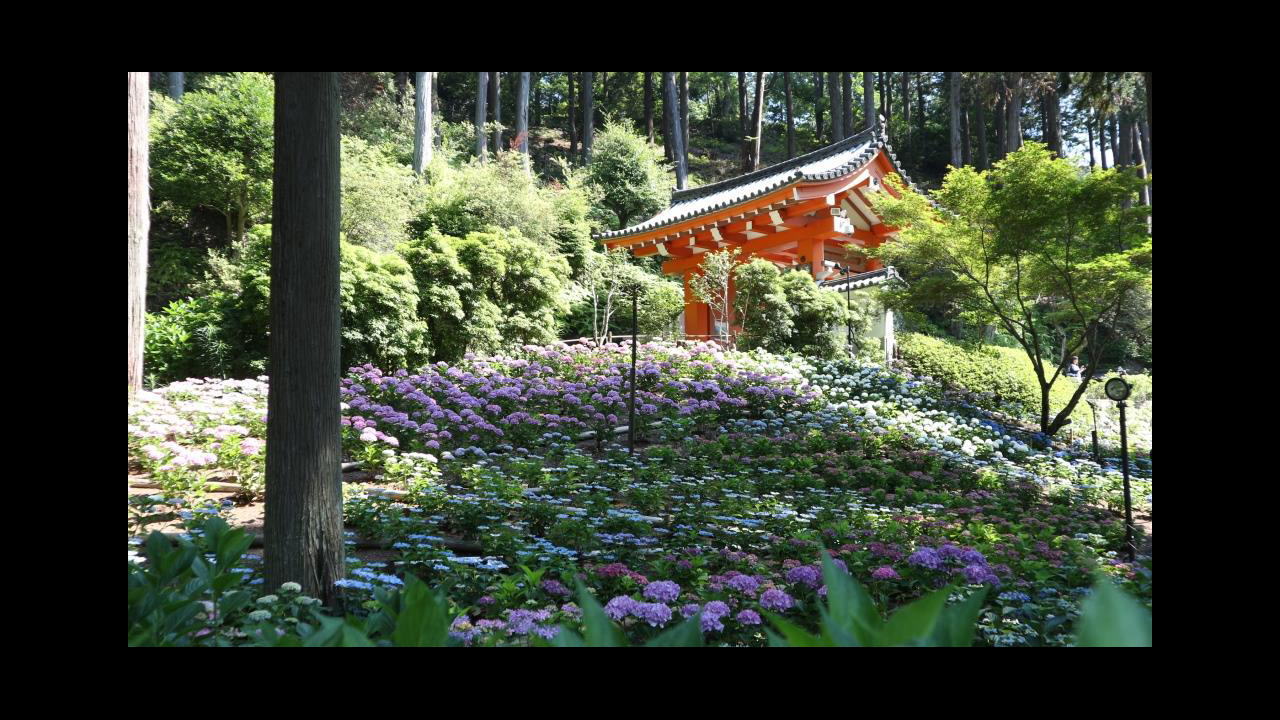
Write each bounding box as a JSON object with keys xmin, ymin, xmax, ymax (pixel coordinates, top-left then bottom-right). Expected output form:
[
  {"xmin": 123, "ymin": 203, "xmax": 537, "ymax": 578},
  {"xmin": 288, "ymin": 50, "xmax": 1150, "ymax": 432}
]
[
  {"xmin": 1075, "ymin": 576, "xmax": 1151, "ymax": 647},
  {"xmin": 547, "ymin": 626, "xmax": 587, "ymax": 647},
  {"xmin": 645, "ymin": 615, "xmax": 703, "ymax": 647},
  {"xmin": 818, "ymin": 551, "xmax": 880, "ymax": 644},
  {"xmin": 765, "ymin": 612, "xmax": 830, "ymax": 647},
  {"xmin": 930, "ymin": 586, "xmax": 987, "ymax": 647},
  {"xmin": 218, "ymin": 590, "xmax": 252, "ymax": 616},
  {"xmin": 574, "ymin": 581, "xmax": 625, "ymax": 647},
  {"xmin": 390, "ymin": 575, "xmax": 451, "ymax": 647},
  {"xmin": 880, "ymin": 585, "xmax": 953, "ymax": 646},
  {"xmin": 340, "ymin": 624, "xmax": 377, "ymax": 647}
]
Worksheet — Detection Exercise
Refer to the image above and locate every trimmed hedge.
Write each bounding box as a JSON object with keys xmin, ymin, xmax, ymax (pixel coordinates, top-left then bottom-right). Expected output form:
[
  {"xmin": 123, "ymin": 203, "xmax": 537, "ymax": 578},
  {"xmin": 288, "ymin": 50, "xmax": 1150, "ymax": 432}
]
[{"xmin": 897, "ymin": 333, "xmax": 1074, "ymax": 416}]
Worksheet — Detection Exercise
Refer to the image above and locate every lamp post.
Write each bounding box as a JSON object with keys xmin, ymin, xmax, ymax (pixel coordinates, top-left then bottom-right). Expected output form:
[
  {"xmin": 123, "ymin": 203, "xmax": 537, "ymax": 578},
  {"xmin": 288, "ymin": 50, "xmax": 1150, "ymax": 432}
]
[{"xmin": 1104, "ymin": 377, "xmax": 1135, "ymax": 561}]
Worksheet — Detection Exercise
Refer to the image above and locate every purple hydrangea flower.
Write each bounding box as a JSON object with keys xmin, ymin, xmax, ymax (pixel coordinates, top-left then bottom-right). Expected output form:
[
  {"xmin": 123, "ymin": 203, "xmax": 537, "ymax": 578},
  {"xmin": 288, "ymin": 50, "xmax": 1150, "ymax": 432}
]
[
  {"xmin": 785, "ymin": 565, "xmax": 822, "ymax": 588},
  {"xmin": 871, "ymin": 566, "xmax": 900, "ymax": 581},
  {"xmin": 938, "ymin": 544, "xmax": 965, "ymax": 561},
  {"xmin": 701, "ymin": 613, "xmax": 725, "ymax": 633},
  {"xmin": 908, "ymin": 548, "xmax": 943, "ymax": 570},
  {"xmin": 959, "ymin": 548, "xmax": 987, "ymax": 565},
  {"xmin": 604, "ymin": 595, "xmax": 637, "ymax": 621},
  {"xmin": 702, "ymin": 600, "xmax": 731, "ymax": 619},
  {"xmin": 541, "ymin": 579, "xmax": 570, "ymax": 597},
  {"xmin": 633, "ymin": 602, "xmax": 673, "ymax": 627},
  {"xmin": 726, "ymin": 574, "xmax": 760, "ymax": 594},
  {"xmin": 962, "ymin": 564, "xmax": 1001, "ymax": 586},
  {"xmin": 643, "ymin": 580, "xmax": 681, "ymax": 604},
  {"xmin": 680, "ymin": 603, "xmax": 701, "ymax": 618},
  {"xmin": 759, "ymin": 588, "xmax": 795, "ymax": 611},
  {"xmin": 736, "ymin": 609, "xmax": 762, "ymax": 626}
]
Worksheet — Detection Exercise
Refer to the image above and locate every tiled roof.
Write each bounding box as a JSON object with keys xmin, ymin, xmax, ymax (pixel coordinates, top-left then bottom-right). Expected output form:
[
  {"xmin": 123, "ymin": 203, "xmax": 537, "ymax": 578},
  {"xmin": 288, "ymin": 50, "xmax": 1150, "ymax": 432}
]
[
  {"xmin": 597, "ymin": 122, "xmax": 917, "ymax": 241},
  {"xmin": 821, "ymin": 266, "xmax": 899, "ymax": 291}
]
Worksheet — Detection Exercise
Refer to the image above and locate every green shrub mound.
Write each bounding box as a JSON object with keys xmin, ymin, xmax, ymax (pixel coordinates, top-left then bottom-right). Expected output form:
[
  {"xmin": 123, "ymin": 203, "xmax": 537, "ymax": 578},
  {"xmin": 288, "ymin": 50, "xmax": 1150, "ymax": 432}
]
[{"xmin": 897, "ymin": 332, "xmax": 1066, "ymax": 415}]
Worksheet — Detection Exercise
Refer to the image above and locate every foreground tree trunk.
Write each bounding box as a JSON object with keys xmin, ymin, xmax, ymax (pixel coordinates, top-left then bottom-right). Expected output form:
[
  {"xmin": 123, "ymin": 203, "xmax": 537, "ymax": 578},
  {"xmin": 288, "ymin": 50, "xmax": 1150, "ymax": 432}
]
[
  {"xmin": 168, "ymin": 72, "xmax": 184, "ymax": 101},
  {"xmin": 784, "ymin": 71, "xmax": 794, "ymax": 159},
  {"xmin": 516, "ymin": 71, "xmax": 530, "ymax": 173},
  {"xmin": 582, "ymin": 71, "xmax": 594, "ymax": 163},
  {"xmin": 475, "ymin": 72, "xmax": 488, "ymax": 162},
  {"xmin": 665, "ymin": 72, "xmax": 687, "ymax": 189},
  {"xmin": 128, "ymin": 72, "xmax": 149, "ymax": 393},
  {"xmin": 413, "ymin": 71, "xmax": 432, "ymax": 174},
  {"xmin": 265, "ymin": 72, "xmax": 345, "ymax": 606},
  {"xmin": 863, "ymin": 71, "xmax": 875, "ymax": 130}
]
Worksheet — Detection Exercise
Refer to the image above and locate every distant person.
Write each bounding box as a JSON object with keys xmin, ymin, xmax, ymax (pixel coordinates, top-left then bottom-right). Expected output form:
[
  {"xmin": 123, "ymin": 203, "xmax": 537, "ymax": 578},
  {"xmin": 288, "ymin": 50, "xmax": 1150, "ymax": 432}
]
[{"xmin": 1064, "ymin": 355, "xmax": 1084, "ymax": 378}]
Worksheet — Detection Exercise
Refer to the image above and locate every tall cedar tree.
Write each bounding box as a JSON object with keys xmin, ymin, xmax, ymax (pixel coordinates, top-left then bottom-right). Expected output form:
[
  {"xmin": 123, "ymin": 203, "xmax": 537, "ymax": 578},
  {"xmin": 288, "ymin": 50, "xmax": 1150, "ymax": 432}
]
[
  {"xmin": 814, "ymin": 72, "xmax": 824, "ymax": 142},
  {"xmin": 128, "ymin": 72, "xmax": 149, "ymax": 393},
  {"xmin": 568, "ymin": 72, "xmax": 578, "ymax": 156},
  {"xmin": 645, "ymin": 72, "xmax": 654, "ymax": 144},
  {"xmin": 842, "ymin": 72, "xmax": 853, "ymax": 137},
  {"xmin": 582, "ymin": 72, "xmax": 594, "ymax": 163},
  {"xmin": 168, "ymin": 72, "xmax": 184, "ymax": 101},
  {"xmin": 784, "ymin": 72, "xmax": 795, "ymax": 159},
  {"xmin": 475, "ymin": 72, "xmax": 488, "ymax": 162},
  {"xmin": 974, "ymin": 78, "xmax": 988, "ymax": 169},
  {"xmin": 1005, "ymin": 72, "xmax": 1022, "ymax": 154},
  {"xmin": 665, "ymin": 72, "xmax": 687, "ymax": 189},
  {"xmin": 900, "ymin": 73, "xmax": 910, "ymax": 161},
  {"xmin": 516, "ymin": 72, "xmax": 530, "ymax": 172},
  {"xmin": 950, "ymin": 72, "xmax": 962, "ymax": 168},
  {"xmin": 738, "ymin": 72, "xmax": 749, "ymax": 170},
  {"xmin": 750, "ymin": 72, "xmax": 765, "ymax": 170},
  {"xmin": 264, "ymin": 72, "xmax": 345, "ymax": 604},
  {"xmin": 489, "ymin": 71, "xmax": 501, "ymax": 153},
  {"xmin": 863, "ymin": 71, "xmax": 875, "ymax": 130},
  {"xmin": 828, "ymin": 72, "xmax": 842, "ymax": 143},
  {"xmin": 680, "ymin": 71, "xmax": 690, "ymax": 166},
  {"xmin": 413, "ymin": 71, "xmax": 432, "ymax": 174}
]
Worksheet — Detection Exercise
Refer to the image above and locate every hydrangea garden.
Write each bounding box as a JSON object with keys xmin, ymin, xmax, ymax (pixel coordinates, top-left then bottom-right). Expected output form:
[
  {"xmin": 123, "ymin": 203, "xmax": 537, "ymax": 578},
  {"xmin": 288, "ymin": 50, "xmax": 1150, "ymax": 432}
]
[{"xmin": 128, "ymin": 341, "xmax": 1152, "ymax": 646}]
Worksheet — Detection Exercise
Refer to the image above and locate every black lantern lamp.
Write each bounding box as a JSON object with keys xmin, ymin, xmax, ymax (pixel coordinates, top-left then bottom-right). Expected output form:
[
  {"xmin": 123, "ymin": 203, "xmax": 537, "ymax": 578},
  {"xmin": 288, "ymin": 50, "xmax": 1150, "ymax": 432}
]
[{"xmin": 1104, "ymin": 376, "xmax": 1136, "ymax": 560}]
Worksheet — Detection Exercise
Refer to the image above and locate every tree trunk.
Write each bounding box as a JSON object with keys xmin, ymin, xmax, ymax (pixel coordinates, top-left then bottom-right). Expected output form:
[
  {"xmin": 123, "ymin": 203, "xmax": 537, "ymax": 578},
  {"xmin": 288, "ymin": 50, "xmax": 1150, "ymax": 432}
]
[
  {"xmin": 1133, "ymin": 123, "xmax": 1149, "ymax": 205},
  {"xmin": 993, "ymin": 81, "xmax": 1005, "ymax": 161},
  {"xmin": 582, "ymin": 72, "xmax": 594, "ymax": 163},
  {"xmin": 784, "ymin": 71, "xmax": 795, "ymax": 159},
  {"xmin": 644, "ymin": 71, "xmax": 654, "ymax": 144},
  {"xmin": 665, "ymin": 72, "xmax": 687, "ymax": 189},
  {"xmin": 1004, "ymin": 72, "xmax": 1022, "ymax": 154},
  {"xmin": 680, "ymin": 71, "xmax": 689, "ymax": 164},
  {"xmin": 265, "ymin": 72, "xmax": 345, "ymax": 606},
  {"xmin": 751, "ymin": 72, "xmax": 765, "ymax": 170},
  {"xmin": 517, "ymin": 72, "xmax": 530, "ymax": 172},
  {"xmin": 533, "ymin": 72, "xmax": 542, "ymax": 127},
  {"xmin": 568, "ymin": 72, "xmax": 578, "ymax": 157},
  {"xmin": 475, "ymin": 72, "xmax": 488, "ymax": 162},
  {"xmin": 949, "ymin": 72, "xmax": 962, "ymax": 168},
  {"xmin": 899, "ymin": 72, "xmax": 910, "ymax": 158},
  {"xmin": 828, "ymin": 72, "xmax": 843, "ymax": 144},
  {"xmin": 1086, "ymin": 116, "xmax": 1096, "ymax": 168},
  {"xmin": 863, "ymin": 71, "xmax": 875, "ymax": 130},
  {"xmin": 739, "ymin": 72, "xmax": 749, "ymax": 170},
  {"xmin": 960, "ymin": 92, "xmax": 971, "ymax": 167},
  {"xmin": 842, "ymin": 71, "xmax": 853, "ymax": 138},
  {"xmin": 1144, "ymin": 72, "xmax": 1152, "ymax": 175},
  {"xmin": 1097, "ymin": 108, "xmax": 1108, "ymax": 169},
  {"xmin": 814, "ymin": 72, "xmax": 824, "ymax": 143},
  {"xmin": 1117, "ymin": 110, "xmax": 1132, "ymax": 167},
  {"xmin": 879, "ymin": 72, "xmax": 887, "ymax": 122},
  {"xmin": 1108, "ymin": 113, "xmax": 1119, "ymax": 168},
  {"xmin": 395, "ymin": 72, "xmax": 409, "ymax": 107},
  {"xmin": 1043, "ymin": 82, "xmax": 1062, "ymax": 157},
  {"xmin": 975, "ymin": 87, "xmax": 988, "ymax": 170},
  {"xmin": 413, "ymin": 72, "xmax": 432, "ymax": 174},
  {"xmin": 167, "ymin": 72, "xmax": 184, "ymax": 101},
  {"xmin": 489, "ymin": 71, "xmax": 501, "ymax": 153},
  {"xmin": 128, "ymin": 73, "xmax": 149, "ymax": 394}
]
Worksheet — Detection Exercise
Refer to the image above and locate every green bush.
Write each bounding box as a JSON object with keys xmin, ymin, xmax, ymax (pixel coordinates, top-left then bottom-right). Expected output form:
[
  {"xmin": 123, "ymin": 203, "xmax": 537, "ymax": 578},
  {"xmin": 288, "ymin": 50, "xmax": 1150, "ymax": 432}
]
[
  {"xmin": 340, "ymin": 135, "xmax": 428, "ymax": 252},
  {"xmin": 144, "ymin": 296, "xmax": 233, "ymax": 386},
  {"xmin": 583, "ymin": 118, "xmax": 673, "ymax": 231},
  {"xmin": 339, "ymin": 242, "xmax": 430, "ymax": 369},
  {"xmin": 897, "ymin": 332, "xmax": 1065, "ymax": 415},
  {"xmin": 779, "ymin": 271, "xmax": 848, "ymax": 358}
]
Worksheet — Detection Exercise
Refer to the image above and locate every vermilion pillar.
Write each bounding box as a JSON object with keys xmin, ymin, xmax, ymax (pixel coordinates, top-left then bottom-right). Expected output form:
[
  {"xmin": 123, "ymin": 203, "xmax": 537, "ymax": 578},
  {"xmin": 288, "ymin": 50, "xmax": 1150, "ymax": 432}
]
[{"xmin": 683, "ymin": 270, "xmax": 710, "ymax": 338}]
